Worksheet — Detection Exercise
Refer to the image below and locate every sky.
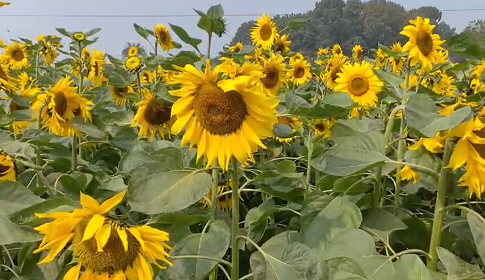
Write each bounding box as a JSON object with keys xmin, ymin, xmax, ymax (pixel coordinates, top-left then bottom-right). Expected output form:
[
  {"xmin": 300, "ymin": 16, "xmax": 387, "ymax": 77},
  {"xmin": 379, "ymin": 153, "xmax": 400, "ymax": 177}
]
[{"xmin": 1, "ymin": 0, "xmax": 485, "ymax": 58}]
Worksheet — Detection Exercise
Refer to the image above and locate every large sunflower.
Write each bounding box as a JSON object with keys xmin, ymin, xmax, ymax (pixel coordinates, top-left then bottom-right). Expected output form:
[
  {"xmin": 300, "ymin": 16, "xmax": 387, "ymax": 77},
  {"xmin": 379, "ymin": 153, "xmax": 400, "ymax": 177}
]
[
  {"xmin": 110, "ymin": 85, "xmax": 135, "ymax": 106},
  {"xmin": 31, "ymin": 76, "xmax": 94, "ymax": 137},
  {"xmin": 133, "ymin": 89, "xmax": 173, "ymax": 140},
  {"xmin": 2, "ymin": 42, "xmax": 29, "ymax": 70},
  {"xmin": 288, "ymin": 57, "xmax": 312, "ymax": 86},
  {"xmin": 168, "ymin": 60, "xmax": 279, "ymax": 171},
  {"xmin": 251, "ymin": 14, "xmax": 278, "ymax": 50},
  {"xmin": 400, "ymin": 16, "xmax": 445, "ymax": 72},
  {"xmin": 33, "ymin": 191, "xmax": 172, "ymax": 280},
  {"xmin": 256, "ymin": 53, "xmax": 287, "ymax": 96},
  {"xmin": 0, "ymin": 152, "xmax": 15, "ymax": 182},
  {"xmin": 154, "ymin": 24, "xmax": 175, "ymax": 51},
  {"xmin": 334, "ymin": 61, "xmax": 384, "ymax": 108}
]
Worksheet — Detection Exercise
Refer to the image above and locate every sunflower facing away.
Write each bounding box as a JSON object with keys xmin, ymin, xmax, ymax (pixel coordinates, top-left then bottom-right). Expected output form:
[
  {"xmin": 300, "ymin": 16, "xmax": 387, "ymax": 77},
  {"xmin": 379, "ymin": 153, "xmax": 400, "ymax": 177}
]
[
  {"xmin": 229, "ymin": 42, "xmax": 243, "ymax": 53},
  {"xmin": 334, "ymin": 61, "xmax": 384, "ymax": 108},
  {"xmin": 33, "ymin": 191, "xmax": 172, "ymax": 280},
  {"xmin": 110, "ymin": 85, "xmax": 135, "ymax": 106},
  {"xmin": 203, "ymin": 183, "xmax": 234, "ymax": 212},
  {"xmin": 257, "ymin": 53, "xmax": 287, "ymax": 96},
  {"xmin": 275, "ymin": 116, "xmax": 303, "ymax": 143},
  {"xmin": 288, "ymin": 57, "xmax": 312, "ymax": 86},
  {"xmin": 332, "ymin": 44, "xmax": 343, "ymax": 55},
  {"xmin": 0, "ymin": 152, "xmax": 15, "ymax": 182},
  {"xmin": 154, "ymin": 24, "xmax": 175, "ymax": 51},
  {"xmin": 251, "ymin": 14, "xmax": 278, "ymax": 50},
  {"xmin": 168, "ymin": 60, "xmax": 279, "ymax": 171},
  {"xmin": 31, "ymin": 76, "xmax": 94, "ymax": 137},
  {"xmin": 133, "ymin": 89, "xmax": 173, "ymax": 140},
  {"xmin": 2, "ymin": 42, "xmax": 29, "ymax": 70},
  {"xmin": 274, "ymin": 34, "xmax": 292, "ymax": 55},
  {"xmin": 88, "ymin": 48, "xmax": 106, "ymax": 86},
  {"xmin": 400, "ymin": 16, "xmax": 445, "ymax": 72}
]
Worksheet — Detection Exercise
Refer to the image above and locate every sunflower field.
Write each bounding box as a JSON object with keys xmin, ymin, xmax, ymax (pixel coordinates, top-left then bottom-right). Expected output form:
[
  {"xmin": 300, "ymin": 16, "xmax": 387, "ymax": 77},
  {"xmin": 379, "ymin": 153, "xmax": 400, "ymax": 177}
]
[{"xmin": 3, "ymin": 1, "xmax": 485, "ymax": 280}]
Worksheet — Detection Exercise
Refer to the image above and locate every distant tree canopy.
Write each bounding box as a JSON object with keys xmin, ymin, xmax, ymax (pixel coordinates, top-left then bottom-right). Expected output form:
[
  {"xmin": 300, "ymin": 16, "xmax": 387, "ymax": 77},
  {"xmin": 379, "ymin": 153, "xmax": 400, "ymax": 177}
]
[
  {"xmin": 230, "ymin": 0, "xmax": 457, "ymax": 57},
  {"xmin": 464, "ymin": 19, "xmax": 485, "ymax": 40}
]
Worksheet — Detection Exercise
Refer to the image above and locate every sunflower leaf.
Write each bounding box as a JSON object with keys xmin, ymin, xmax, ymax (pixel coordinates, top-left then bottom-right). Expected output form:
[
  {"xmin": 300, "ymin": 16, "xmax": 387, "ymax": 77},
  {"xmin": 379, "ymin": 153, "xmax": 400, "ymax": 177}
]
[
  {"xmin": 169, "ymin": 24, "xmax": 202, "ymax": 53},
  {"xmin": 286, "ymin": 18, "xmax": 309, "ymax": 31},
  {"xmin": 133, "ymin": 23, "xmax": 150, "ymax": 40},
  {"xmin": 85, "ymin": 28, "xmax": 102, "ymax": 37},
  {"xmin": 55, "ymin": 28, "xmax": 72, "ymax": 38},
  {"xmin": 0, "ymin": 210, "xmax": 42, "ymax": 245}
]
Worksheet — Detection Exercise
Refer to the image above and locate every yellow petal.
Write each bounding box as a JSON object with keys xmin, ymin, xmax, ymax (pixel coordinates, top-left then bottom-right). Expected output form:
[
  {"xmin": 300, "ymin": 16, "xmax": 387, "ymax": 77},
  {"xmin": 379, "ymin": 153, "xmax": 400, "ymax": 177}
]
[
  {"xmin": 63, "ymin": 264, "xmax": 81, "ymax": 280},
  {"xmin": 112, "ymin": 271, "xmax": 127, "ymax": 280},
  {"xmin": 82, "ymin": 214, "xmax": 105, "ymax": 242},
  {"xmin": 80, "ymin": 192, "xmax": 100, "ymax": 211},
  {"xmin": 95, "ymin": 223, "xmax": 112, "ymax": 252},
  {"xmin": 99, "ymin": 190, "xmax": 127, "ymax": 214},
  {"xmin": 117, "ymin": 226, "xmax": 129, "ymax": 252}
]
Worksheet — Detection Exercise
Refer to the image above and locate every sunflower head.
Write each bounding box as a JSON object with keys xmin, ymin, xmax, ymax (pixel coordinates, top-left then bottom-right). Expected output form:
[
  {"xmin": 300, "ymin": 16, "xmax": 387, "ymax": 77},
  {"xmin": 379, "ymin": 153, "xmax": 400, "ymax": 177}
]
[
  {"xmin": 321, "ymin": 54, "xmax": 348, "ymax": 90},
  {"xmin": 332, "ymin": 44, "xmax": 343, "ymax": 55},
  {"xmin": 258, "ymin": 53, "xmax": 287, "ymax": 96},
  {"xmin": 229, "ymin": 42, "xmax": 243, "ymax": 53},
  {"xmin": 125, "ymin": 56, "xmax": 143, "ymax": 73},
  {"xmin": 251, "ymin": 14, "xmax": 278, "ymax": 50},
  {"xmin": 0, "ymin": 152, "xmax": 16, "ymax": 182},
  {"xmin": 203, "ymin": 184, "xmax": 234, "ymax": 212},
  {"xmin": 110, "ymin": 85, "xmax": 135, "ymax": 106},
  {"xmin": 154, "ymin": 24, "xmax": 175, "ymax": 51},
  {"xmin": 274, "ymin": 34, "xmax": 292, "ymax": 55},
  {"xmin": 128, "ymin": 46, "xmax": 139, "ymax": 57},
  {"xmin": 73, "ymin": 32, "xmax": 86, "ymax": 42},
  {"xmin": 318, "ymin": 48, "xmax": 329, "ymax": 56},
  {"xmin": 312, "ymin": 119, "xmax": 335, "ymax": 139},
  {"xmin": 352, "ymin": 45, "xmax": 364, "ymax": 61},
  {"xmin": 288, "ymin": 58, "xmax": 312, "ymax": 86},
  {"xmin": 2, "ymin": 42, "xmax": 29, "ymax": 70},
  {"xmin": 133, "ymin": 89, "xmax": 173, "ymax": 139}
]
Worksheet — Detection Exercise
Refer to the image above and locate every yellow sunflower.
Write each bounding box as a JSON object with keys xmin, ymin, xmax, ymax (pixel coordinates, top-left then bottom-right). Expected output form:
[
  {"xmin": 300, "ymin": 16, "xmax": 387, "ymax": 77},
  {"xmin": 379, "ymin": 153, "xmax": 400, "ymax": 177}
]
[
  {"xmin": 332, "ymin": 44, "xmax": 343, "ymax": 55},
  {"xmin": 389, "ymin": 42, "xmax": 406, "ymax": 74},
  {"xmin": 288, "ymin": 58, "xmax": 312, "ymax": 86},
  {"xmin": 0, "ymin": 153, "xmax": 15, "ymax": 182},
  {"xmin": 2, "ymin": 42, "xmax": 29, "ymax": 70},
  {"xmin": 219, "ymin": 58, "xmax": 264, "ymax": 82},
  {"xmin": 168, "ymin": 60, "xmax": 279, "ymax": 171},
  {"xmin": 334, "ymin": 61, "xmax": 383, "ymax": 108},
  {"xmin": 257, "ymin": 53, "xmax": 287, "ymax": 96},
  {"xmin": 31, "ymin": 76, "xmax": 94, "ymax": 137},
  {"xmin": 154, "ymin": 24, "xmax": 175, "ymax": 51},
  {"xmin": 141, "ymin": 70, "xmax": 156, "ymax": 84},
  {"xmin": 229, "ymin": 42, "xmax": 243, "ymax": 53},
  {"xmin": 318, "ymin": 48, "xmax": 329, "ymax": 56},
  {"xmin": 133, "ymin": 89, "xmax": 173, "ymax": 140},
  {"xmin": 408, "ymin": 132, "xmax": 446, "ymax": 154},
  {"xmin": 274, "ymin": 34, "xmax": 292, "ymax": 55},
  {"xmin": 88, "ymin": 48, "xmax": 106, "ymax": 86},
  {"xmin": 312, "ymin": 119, "xmax": 335, "ymax": 139},
  {"xmin": 203, "ymin": 184, "xmax": 234, "ymax": 212},
  {"xmin": 110, "ymin": 85, "xmax": 135, "ymax": 106},
  {"xmin": 73, "ymin": 32, "xmax": 86, "ymax": 42},
  {"xmin": 374, "ymin": 48, "xmax": 388, "ymax": 69},
  {"xmin": 321, "ymin": 54, "xmax": 348, "ymax": 90},
  {"xmin": 33, "ymin": 191, "xmax": 172, "ymax": 280},
  {"xmin": 400, "ymin": 16, "xmax": 445, "ymax": 72},
  {"xmin": 251, "ymin": 14, "xmax": 278, "ymax": 50},
  {"xmin": 275, "ymin": 116, "xmax": 303, "ymax": 143},
  {"xmin": 125, "ymin": 56, "xmax": 143, "ymax": 73},
  {"xmin": 128, "ymin": 46, "xmax": 139, "ymax": 57},
  {"xmin": 352, "ymin": 45, "xmax": 363, "ymax": 61},
  {"xmin": 0, "ymin": 64, "xmax": 16, "ymax": 92},
  {"xmin": 396, "ymin": 165, "xmax": 419, "ymax": 184}
]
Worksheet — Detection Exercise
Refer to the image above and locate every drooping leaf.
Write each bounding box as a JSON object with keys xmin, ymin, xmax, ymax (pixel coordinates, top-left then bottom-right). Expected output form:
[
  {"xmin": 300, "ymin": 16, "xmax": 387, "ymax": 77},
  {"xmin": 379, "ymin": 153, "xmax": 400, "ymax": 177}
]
[
  {"xmin": 437, "ymin": 247, "xmax": 485, "ymax": 280},
  {"xmin": 466, "ymin": 212, "xmax": 485, "ymax": 262},
  {"xmin": 393, "ymin": 254, "xmax": 432, "ymax": 280},
  {"xmin": 361, "ymin": 208, "xmax": 407, "ymax": 242},
  {"xmin": 0, "ymin": 182, "xmax": 44, "ymax": 215},
  {"xmin": 133, "ymin": 23, "xmax": 151, "ymax": 40},
  {"xmin": 0, "ymin": 210, "xmax": 42, "ymax": 245},
  {"xmin": 169, "ymin": 24, "xmax": 202, "ymax": 53}
]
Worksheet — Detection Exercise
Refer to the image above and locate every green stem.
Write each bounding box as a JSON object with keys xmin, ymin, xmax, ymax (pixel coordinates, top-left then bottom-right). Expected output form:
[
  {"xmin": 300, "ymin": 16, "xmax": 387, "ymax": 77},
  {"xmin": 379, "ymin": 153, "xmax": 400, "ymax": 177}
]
[
  {"xmin": 394, "ymin": 112, "xmax": 406, "ymax": 209},
  {"xmin": 211, "ymin": 168, "xmax": 219, "ymax": 220},
  {"xmin": 427, "ymin": 138, "xmax": 453, "ymax": 271},
  {"xmin": 390, "ymin": 249, "xmax": 431, "ymax": 261},
  {"xmin": 154, "ymin": 39, "xmax": 158, "ymax": 81},
  {"xmin": 71, "ymin": 136, "xmax": 77, "ymax": 172},
  {"xmin": 305, "ymin": 130, "xmax": 313, "ymax": 198},
  {"xmin": 169, "ymin": 255, "xmax": 232, "ymax": 268},
  {"xmin": 374, "ymin": 105, "xmax": 402, "ymax": 207},
  {"xmin": 35, "ymin": 54, "xmax": 42, "ymax": 189},
  {"xmin": 136, "ymin": 72, "xmax": 143, "ymax": 98},
  {"xmin": 77, "ymin": 42, "xmax": 84, "ymax": 163},
  {"xmin": 231, "ymin": 159, "xmax": 240, "ymax": 280},
  {"xmin": 207, "ymin": 32, "xmax": 213, "ymax": 59}
]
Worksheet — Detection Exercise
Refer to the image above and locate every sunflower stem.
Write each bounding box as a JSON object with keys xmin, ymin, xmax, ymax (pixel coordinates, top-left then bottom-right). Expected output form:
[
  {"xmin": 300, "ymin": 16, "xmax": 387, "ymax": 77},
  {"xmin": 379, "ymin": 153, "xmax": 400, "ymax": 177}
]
[
  {"xmin": 207, "ymin": 32, "xmax": 213, "ymax": 59},
  {"xmin": 136, "ymin": 72, "xmax": 143, "ymax": 98},
  {"xmin": 210, "ymin": 168, "xmax": 219, "ymax": 280},
  {"xmin": 71, "ymin": 136, "xmax": 77, "ymax": 172},
  {"xmin": 154, "ymin": 39, "xmax": 158, "ymax": 81},
  {"xmin": 35, "ymin": 103, "xmax": 46, "ymax": 189},
  {"xmin": 305, "ymin": 130, "xmax": 313, "ymax": 198},
  {"xmin": 77, "ymin": 42, "xmax": 84, "ymax": 162},
  {"xmin": 394, "ymin": 112, "xmax": 406, "ymax": 210},
  {"xmin": 231, "ymin": 158, "xmax": 240, "ymax": 280},
  {"xmin": 428, "ymin": 138, "xmax": 453, "ymax": 271}
]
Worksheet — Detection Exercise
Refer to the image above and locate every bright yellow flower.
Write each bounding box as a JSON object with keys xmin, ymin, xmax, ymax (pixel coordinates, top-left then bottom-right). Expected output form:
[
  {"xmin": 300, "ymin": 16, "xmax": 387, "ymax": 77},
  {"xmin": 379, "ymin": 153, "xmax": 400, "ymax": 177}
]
[
  {"xmin": 0, "ymin": 153, "xmax": 15, "ymax": 182},
  {"xmin": 408, "ymin": 132, "xmax": 446, "ymax": 153},
  {"xmin": 273, "ymin": 33, "xmax": 291, "ymax": 55},
  {"xmin": 229, "ymin": 42, "xmax": 243, "ymax": 53},
  {"xmin": 397, "ymin": 165, "xmax": 419, "ymax": 184},
  {"xmin": 288, "ymin": 57, "xmax": 312, "ymax": 86},
  {"xmin": 110, "ymin": 85, "xmax": 135, "ymax": 106},
  {"xmin": 1, "ymin": 42, "xmax": 29, "ymax": 70},
  {"xmin": 256, "ymin": 53, "xmax": 287, "ymax": 96},
  {"xmin": 352, "ymin": 45, "xmax": 364, "ymax": 61},
  {"xmin": 332, "ymin": 44, "xmax": 343, "ymax": 55},
  {"xmin": 154, "ymin": 24, "xmax": 175, "ymax": 51},
  {"xmin": 312, "ymin": 119, "xmax": 335, "ymax": 139},
  {"xmin": 321, "ymin": 53, "xmax": 348, "ymax": 90},
  {"xmin": 251, "ymin": 14, "xmax": 278, "ymax": 50},
  {"xmin": 133, "ymin": 89, "xmax": 173, "ymax": 140}
]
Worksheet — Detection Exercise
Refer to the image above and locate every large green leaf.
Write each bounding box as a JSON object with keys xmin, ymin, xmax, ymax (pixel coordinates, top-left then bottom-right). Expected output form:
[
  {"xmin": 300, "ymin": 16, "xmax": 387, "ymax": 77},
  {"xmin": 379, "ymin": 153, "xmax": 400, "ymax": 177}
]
[
  {"xmin": 164, "ymin": 220, "xmax": 230, "ymax": 280},
  {"xmin": 0, "ymin": 182, "xmax": 44, "ymax": 215},
  {"xmin": 169, "ymin": 24, "xmax": 202, "ymax": 53},
  {"xmin": 361, "ymin": 208, "xmax": 407, "ymax": 242},
  {"xmin": 405, "ymin": 94, "xmax": 472, "ymax": 138},
  {"xmin": 0, "ymin": 210, "xmax": 41, "ymax": 245},
  {"xmin": 445, "ymin": 31, "xmax": 485, "ymax": 58},
  {"xmin": 133, "ymin": 23, "xmax": 151, "ymax": 40},
  {"xmin": 466, "ymin": 212, "xmax": 485, "ymax": 262},
  {"xmin": 286, "ymin": 93, "xmax": 354, "ymax": 118},
  {"xmin": 320, "ymin": 229, "xmax": 376, "ymax": 261},
  {"xmin": 119, "ymin": 148, "xmax": 183, "ymax": 174},
  {"xmin": 301, "ymin": 196, "xmax": 362, "ymax": 248},
  {"xmin": 393, "ymin": 254, "xmax": 432, "ymax": 280},
  {"xmin": 245, "ymin": 199, "xmax": 276, "ymax": 243},
  {"xmin": 128, "ymin": 170, "xmax": 211, "ymax": 214},
  {"xmin": 9, "ymin": 197, "xmax": 78, "ymax": 224},
  {"xmin": 437, "ymin": 247, "xmax": 485, "ymax": 280}
]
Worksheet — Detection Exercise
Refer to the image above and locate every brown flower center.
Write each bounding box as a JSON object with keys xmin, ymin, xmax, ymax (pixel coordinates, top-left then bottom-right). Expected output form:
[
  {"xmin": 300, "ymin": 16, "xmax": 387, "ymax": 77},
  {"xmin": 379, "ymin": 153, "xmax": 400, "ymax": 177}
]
[
  {"xmin": 294, "ymin": 67, "xmax": 305, "ymax": 79},
  {"xmin": 12, "ymin": 50, "xmax": 24, "ymax": 61},
  {"xmin": 194, "ymin": 84, "xmax": 247, "ymax": 135},
  {"xmin": 349, "ymin": 77, "xmax": 369, "ymax": 97},
  {"xmin": 0, "ymin": 163, "xmax": 11, "ymax": 177},
  {"xmin": 143, "ymin": 99, "xmax": 172, "ymax": 125},
  {"xmin": 53, "ymin": 92, "xmax": 68, "ymax": 117},
  {"xmin": 260, "ymin": 23, "xmax": 273, "ymax": 41},
  {"xmin": 262, "ymin": 68, "xmax": 279, "ymax": 89},
  {"xmin": 417, "ymin": 33, "xmax": 433, "ymax": 57}
]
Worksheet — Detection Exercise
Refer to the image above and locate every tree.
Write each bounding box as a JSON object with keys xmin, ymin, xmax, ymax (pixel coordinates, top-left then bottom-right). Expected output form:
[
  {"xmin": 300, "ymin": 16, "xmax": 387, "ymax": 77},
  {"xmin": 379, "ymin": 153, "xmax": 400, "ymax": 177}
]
[{"xmin": 464, "ymin": 19, "xmax": 485, "ymax": 39}]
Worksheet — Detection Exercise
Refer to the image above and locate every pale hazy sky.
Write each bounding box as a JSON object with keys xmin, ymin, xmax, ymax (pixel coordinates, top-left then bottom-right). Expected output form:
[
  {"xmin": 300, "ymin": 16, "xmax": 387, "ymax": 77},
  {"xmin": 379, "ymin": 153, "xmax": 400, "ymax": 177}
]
[{"xmin": 1, "ymin": 0, "xmax": 485, "ymax": 58}]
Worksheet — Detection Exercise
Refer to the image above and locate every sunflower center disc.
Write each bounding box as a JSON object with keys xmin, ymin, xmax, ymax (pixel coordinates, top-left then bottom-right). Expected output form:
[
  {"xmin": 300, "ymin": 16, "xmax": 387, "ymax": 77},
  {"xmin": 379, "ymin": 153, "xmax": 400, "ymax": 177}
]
[
  {"xmin": 315, "ymin": 123, "xmax": 325, "ymax": 131},
  {"xmin": 143, "ymin": 99, "xmax": 171, "ymax": 125},
  {"xmin": 260, "ymin": 24, "xmax": 273, "ymax": 41},
  {"xmin": 0, "ymin": 68, "xmax": 7, "ymax": 80},
  {"xmin": 331, "ymin": 68, "xmax": 341, "ymax": 82},
  {"xmin": 53, "ymin": 92, "xmax": 68, "ymax": 117},
  {"xmin": 294, "ymin": 67, "xmax": 305, "ymax": 78},
  {"xmin": 349, "ymin": 77, "xmax": 369, "ymax": 96},
  {"xmin": 73, "ymin": 218, "xmax": 140, "ymax": 275},
  {"xmin": 262, "ymin": 69, "xmax": 279, "ymax": 89},
  {"xmin": 195, "ymin": 84, "xmax": 247, "ymax": 135},
  {"xmin": 0, "ymin": 163, "xmax": 10, "ymax": 176},
  {"xmin": 417, "ymin": 33, "xmax": 433, "ymax": 57},
  {"xmin": 12, "ymin": 50, "xmax": 24, "ymax": 61},
  {"xmin": 158, "ymin": 30, "xmax": 168, "ymax": 44},
  {"xmin": 114, "ymin": 87, "xmax": 128, "ymax": 97}
]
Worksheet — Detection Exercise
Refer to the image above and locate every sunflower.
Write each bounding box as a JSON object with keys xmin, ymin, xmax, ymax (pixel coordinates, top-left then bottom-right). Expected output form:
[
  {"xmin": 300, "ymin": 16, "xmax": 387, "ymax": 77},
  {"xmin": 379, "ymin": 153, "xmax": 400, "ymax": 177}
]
[
  {"xmin": 154, "ymin": 24, "xmax": 175, "ymax": 51},
  {"xmin": 33, "ymin": 191, "xmax": 172, "ymax": 280},
  {"xmin": 168, "ymin": 60, "xmax": 279, "ymax": 171},
  {"xmin": 275, "ymin": 116, "xmax": 303, "ymax": 143},
  {"xmin": 73, "ymin": 32, "xmax": 86, "ymax": 42},
  {"xmin": 18, "ymin": 72, "xmax": 40, "ymax": 98},
  {"xmin": 352, "ymin": 45, "xmax": 363, "ymax": 61},
  {"xmin": 318, "ymin": 48, "xmax": 329, "ymax": 56},
  {"xmin": 334, "ymin": 61, "xmax": 384, "ymax": 108},
  {"xmin": 2, "ymin": 42, "xmax": 29, "ymax": 70},
  {"xmin": 389, "ymin": 42, "xmax": 406, "ymax": 74},
  {"xmin": 274, "ymin": 34, "xmax": 291, "ymax": 55},
  {"xmin": 432, "ymin": 70, "xmax": 457, "ymax": 98},
  {"xmin": 312, "ymin": 119, "xmax": 335, "ymax": 139},
  {"xmin": 288, "ymin": 58, "xmax": 312, "ymax": 86},
  {"xmin": 374, "ymin": 48, "xmax": 388, "ymax": 69},
  {"xmin": 141, "ymin": 71, "xmax": 156, "ymax": 84},
  {"xmin": 408, "ymin": 132, "xmax": 445, "ymax": 154},
  {"xmin": 133, "ymin": 89, "xmax": 173, "ymax": 140},
  {"xmin": 229, "ymin": 42, "xmax": 243, "ymax": 53},
  {"xmin": 203, "ymin": 184, "xmax": 233, "ymax": 212},
  {"xmin": 110, "ymin": 85, "xmax": 135, "ymax": 106},
  {"xmin": 0, "ymin": 64, "xmax": 16, "ymax": 92},
  {"xmin": 256, "ymin": 53, "xmax": 287, "ymax": 96},
  {"xmin": 128, "ymin": 46, "xmax": 139, "ymax": 57},
  {"xmin": 321, "ymin": 54, "xmax": 348, "ymax": 90},
  {"xmin": 31, "ymin": 76, "xmax": 94, "ymax": 137},
  {"xmin": 396, "ymin": 165, "xmax": 419, "ymax": 184},
  {"xmin": 125, "ymin": 56, "xmax": 143, "ymax": 73},
  {"xmin": 332, "ymin": 44, "xmax": 343, "ymax": 55},
  {"xmin": 219, "ymin": 58, "xmax": 264, "ymax": 82},
  {"xmin": 0, "ymin": 153, "xmax": 15, "ymax": 182},
  {"xmin": 251, "ymin": 14, "xmax": 278, "ymax": 50},
  {"xmin": 400, "ymin": 16, "xmax": 445, "ymax": 72},
  {"xmin": 88, "ymin": 48, "xmax": 106, "ymax": 86}
]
